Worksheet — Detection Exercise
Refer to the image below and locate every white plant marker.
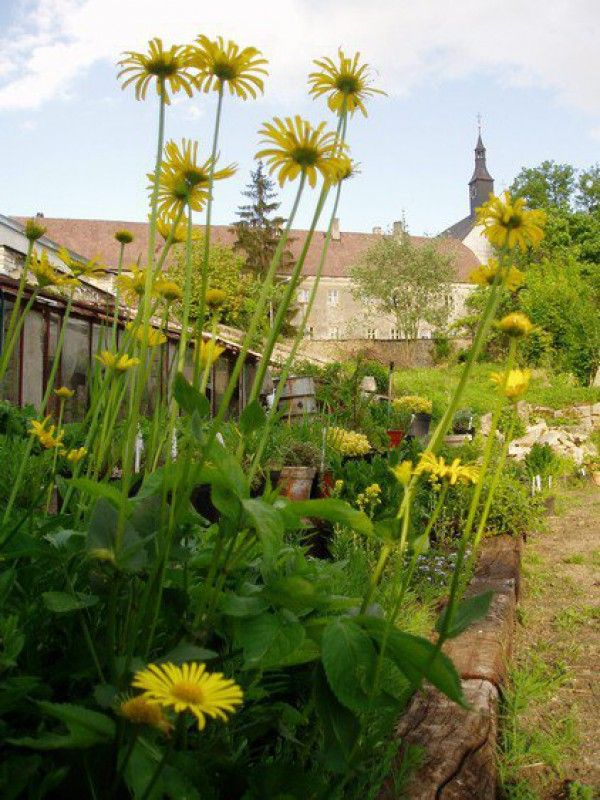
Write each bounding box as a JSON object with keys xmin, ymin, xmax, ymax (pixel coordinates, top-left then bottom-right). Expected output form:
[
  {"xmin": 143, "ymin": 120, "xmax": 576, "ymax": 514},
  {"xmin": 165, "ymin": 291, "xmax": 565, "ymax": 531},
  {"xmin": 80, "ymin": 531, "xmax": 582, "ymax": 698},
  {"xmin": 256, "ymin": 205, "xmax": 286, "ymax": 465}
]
[
  {"xmin": 134, "ymin": 425, "xmax": 143, "ymax": 474},
  {"xmin": 171, "ymin": 427, "xmax": 178, "ymax": 460}
]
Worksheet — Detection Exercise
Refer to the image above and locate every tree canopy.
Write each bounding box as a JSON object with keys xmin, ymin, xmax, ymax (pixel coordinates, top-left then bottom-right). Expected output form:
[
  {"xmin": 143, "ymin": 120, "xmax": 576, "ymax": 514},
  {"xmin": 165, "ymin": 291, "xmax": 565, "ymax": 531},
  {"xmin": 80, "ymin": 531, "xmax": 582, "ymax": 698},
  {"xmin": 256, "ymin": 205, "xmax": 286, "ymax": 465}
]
[{"xmin": 350, "ymin": 228, "xmax": 455, "ymax": 340}]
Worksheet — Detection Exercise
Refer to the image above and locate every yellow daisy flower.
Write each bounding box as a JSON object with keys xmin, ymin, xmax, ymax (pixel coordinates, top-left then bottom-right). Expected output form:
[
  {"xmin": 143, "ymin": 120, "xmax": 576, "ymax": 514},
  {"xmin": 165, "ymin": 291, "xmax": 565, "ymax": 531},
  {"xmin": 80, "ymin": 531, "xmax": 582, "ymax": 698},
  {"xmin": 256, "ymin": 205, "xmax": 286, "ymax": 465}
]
[
  {"xmin": 24, "ymin": 218, "xmax": 46, "ymax": 242},
  {"xmin": 196, "ymin": 338, "xmax": 225, "ymax": 368},
  {"xmin": 256, "ymin": 116, "xmax": 350, "ymax": 188},
  {"xmin": 457, "ymin": 464, "xmax": 480, "ymax": 485},
  {"xmin": 114, "ymin": 229, "xmax": 134, "ymax": 245},
  {"xmin": 54, "ymin": 386, "xmax": 74, "ymax": 399},
  {"xmin": 149, "ymin": 138, "xmax": 236, "ymax": 217},
  {"xmin": 117, "ymin": 267, "xmax": 147, "ymax": 304},
  {"xmin": 390, "ymin": 460, "xmax": 413, "ymax": 486},
  {"xmin": 95, "ymin": 351, "xmax": 140, "ymax": 372},
  {"xmin": 29, "ymin": 251, "xmax": 78, "ymax": 290},
  {"xmin": 132, "ymin": 661, "xmax": 243, "ymax": 730},
  {"xmin": 65, "ymin": 447, "xmax": 87, "ymax": 464},
  {"xmin": 308, "ymin": 49, "xmax": 386, "ymax": 117},
  {"xmin": 205, "ymin": 287, "xmax": 227, "ymax": 311},
  {"xmin": 119, "ymin": 695, "xmax": 172, "ymax": 734},
  {"xmin": 469, "ymin": 259, "xmax": 525, "ymax": 292},
  {"xmin": 156, "ymin": 213, "xmax": 188, "ymax": 244},
  {"xmin": 118, "ymin": 37, "xmax": 195, "ymax": 105},
  {"xmin": 476, "ymin": 192, "xmax": 546, "ymax": 251},
  {"xmin": 497, "ymin": 312, "xmax": 534, "ymax": 338},
  {"xmin": 58, "ymin": 247, "xmax": 106, "ymax": 279},
  {"xmin": 127, "ymin": 323, "xmax": 167, "ymax": 347},
  {"xmin": 154, "ymin": 278, "xmax": 182, "ymax": 304},
  {"xmin": 490, "ymin": 368, "xmax": 531, "ymax": 400},
  {"xmin": 188, "ymin": 35, "xmax": 268, "ymax": 100},
  {"xmin": 29, "ymin": 416, "xmax": 64, "ymax": 450},
  {"xmin": 414, "ymin": 451, "xmax": 446, "ymax": 481}
]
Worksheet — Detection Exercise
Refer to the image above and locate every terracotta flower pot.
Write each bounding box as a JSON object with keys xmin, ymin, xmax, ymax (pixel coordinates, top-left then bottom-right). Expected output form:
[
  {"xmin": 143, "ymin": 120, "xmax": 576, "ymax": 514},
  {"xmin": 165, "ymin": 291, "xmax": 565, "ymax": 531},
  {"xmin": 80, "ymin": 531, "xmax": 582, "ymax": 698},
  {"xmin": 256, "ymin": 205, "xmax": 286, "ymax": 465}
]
[
  {"xmin": 277, "ymin": 466, "xmax": 317, "ymax": 501},
  {"xmin": 386, "ymin": 429, "xmax": 405, "ymax": 448},
  {"xmin": 320, "ymin": 470, "xmax": 335, "ymax": 497}
]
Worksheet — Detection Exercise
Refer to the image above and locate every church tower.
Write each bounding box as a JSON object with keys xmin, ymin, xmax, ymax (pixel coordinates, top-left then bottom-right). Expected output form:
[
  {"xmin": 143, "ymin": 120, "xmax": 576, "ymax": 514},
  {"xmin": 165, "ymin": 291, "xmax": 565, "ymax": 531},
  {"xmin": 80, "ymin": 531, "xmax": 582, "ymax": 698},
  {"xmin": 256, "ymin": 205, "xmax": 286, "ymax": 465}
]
[{"xmin": 468, "ymin": 130, "xmax": 494, "ymax": 214}]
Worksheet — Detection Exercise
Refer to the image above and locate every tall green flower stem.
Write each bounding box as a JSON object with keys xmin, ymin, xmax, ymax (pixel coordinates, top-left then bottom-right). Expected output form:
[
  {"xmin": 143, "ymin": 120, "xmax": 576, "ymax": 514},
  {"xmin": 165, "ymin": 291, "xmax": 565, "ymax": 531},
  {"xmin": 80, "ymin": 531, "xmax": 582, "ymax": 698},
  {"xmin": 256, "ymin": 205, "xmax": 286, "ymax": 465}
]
[
  {"xmin": 174, "ymin": 208, "xmax": 194, "ymax": 377},
  {"xmin": 437, "ymin": 329, "xmax": 518, "ymax": 642},
  {"xmin": 247, "ymin": 172, "xmax": 345, "ymax": 480},
  {"xmin": 195, "ymin": 85, "xmax": 225, "ymax": 352},
  {"xmin": 110, "ymin": 241, "xmax": 127, "ymax": 349},
  {"xmin": 204, "ymin": 175, "xmax": 306, "ymax": 445},
  {"xmin": 3, "ymin": 293, "xmax": 74, "ymax": 522},
  {"xmin": 199, "ymin": 315, "xmax": 219, "ymax": 394},
  {"xmin": 45, "ymin": 398, "xmax": 66, "ymax": 512},
  {"xmin": 0, "ymin": 240, "xmax": 34, "ymax": 381},
  {"xmin": 0, "ymin": 288, "xmax": 39, "ymax": 384},
  {"xmin": 118, "ymin": 86, "xmax": 166, "ymax": 500}
]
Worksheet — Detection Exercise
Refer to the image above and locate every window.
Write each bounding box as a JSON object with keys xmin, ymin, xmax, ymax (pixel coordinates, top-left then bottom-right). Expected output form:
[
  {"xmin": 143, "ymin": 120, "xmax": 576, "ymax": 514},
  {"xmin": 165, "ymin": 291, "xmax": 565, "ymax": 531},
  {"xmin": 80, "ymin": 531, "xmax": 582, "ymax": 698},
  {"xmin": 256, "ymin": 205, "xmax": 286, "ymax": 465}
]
[
  {"xmin": 327, "ymin": 288, "xmax": 339, "ymax": 307},
  {"xmin": 298, "ymin": 288, "xmax": 309, "ymax": 303},
  {"xmin": 366, "ymin": 328, "xmax": 378, "ymax": 340},
  {"xmin": 329, "ymin": 326, "xmax": 339, "ymax": 340},
  {"xmin": 305, "ymin": 326, "xmax": 314, "ymax": 339}
]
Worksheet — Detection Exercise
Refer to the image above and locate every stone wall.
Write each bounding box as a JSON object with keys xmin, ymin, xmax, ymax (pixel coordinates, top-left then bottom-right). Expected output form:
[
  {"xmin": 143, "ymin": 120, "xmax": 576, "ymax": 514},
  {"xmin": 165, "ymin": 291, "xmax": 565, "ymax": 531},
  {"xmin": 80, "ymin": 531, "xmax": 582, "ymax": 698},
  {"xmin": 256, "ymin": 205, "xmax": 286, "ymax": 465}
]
[{"xmin": 297, "ymin": 337, "xmax": 472, "ymax": 368}]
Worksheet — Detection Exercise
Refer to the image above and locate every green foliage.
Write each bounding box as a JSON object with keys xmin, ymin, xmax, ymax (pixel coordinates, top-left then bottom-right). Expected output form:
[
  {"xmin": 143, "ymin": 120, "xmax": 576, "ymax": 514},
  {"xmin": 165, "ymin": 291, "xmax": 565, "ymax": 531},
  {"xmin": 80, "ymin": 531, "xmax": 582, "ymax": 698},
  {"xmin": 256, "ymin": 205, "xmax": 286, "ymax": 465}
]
[
  {"xmin": 167, "ymin": 234, "xmax": 258, "ymax": 329},
  {"xmin": 525, "ymin": 443, "xmax": 560, "ymax": 479},
  {"xmin": 349, "ymin": 228, "xmax": 455, "ymax": 340}
]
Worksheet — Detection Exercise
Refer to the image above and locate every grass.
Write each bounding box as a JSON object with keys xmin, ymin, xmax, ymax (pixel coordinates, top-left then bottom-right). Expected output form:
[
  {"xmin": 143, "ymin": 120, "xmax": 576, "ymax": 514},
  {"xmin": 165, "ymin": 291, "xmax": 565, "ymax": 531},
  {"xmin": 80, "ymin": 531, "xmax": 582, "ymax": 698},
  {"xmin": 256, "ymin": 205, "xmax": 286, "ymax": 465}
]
[
  {"xmin": 498, "ymin": 654, "xmax": 578, "ymax": 799},
  {"xmin": 553, "ymin": 605, "xmax": 600, "ymax": 633},
  {"xmin": 392, "ymin": 363, "xmax": 600, "ymax": 419}
]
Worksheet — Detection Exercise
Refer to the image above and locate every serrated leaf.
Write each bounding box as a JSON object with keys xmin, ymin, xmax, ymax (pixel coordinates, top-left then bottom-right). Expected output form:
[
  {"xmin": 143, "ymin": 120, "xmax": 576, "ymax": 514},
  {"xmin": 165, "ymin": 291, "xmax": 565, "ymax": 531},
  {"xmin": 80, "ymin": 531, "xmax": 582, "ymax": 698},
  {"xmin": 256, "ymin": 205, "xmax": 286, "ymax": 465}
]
[
  {"xmin": 235, "ymin": 610, "xmax": 305, "ymax": 669},
  {"xmin": 70, "ymin": 478, "xmax": 129, "ymax": 513},
  {"xmin": 42, "ymin": 592, "xmax": 98, "ymax": 613},
  {"xmin": 284, "ymin": 498, "xmax": 373, "ymax": 537},
  {"xmin": 314, "ymin": 666, "xmax": 360, "ymax": 773},
  {"xmin": 173, "ymin": 372, "xmax": 210, "ymax": 417},
  {"xmin": 87, "ymin": 499, "xmax": 147, "ymax": 573},
  {"xmin": 321, "ymin": 618, "xmax": 377, "ymax": 713},
  {"xmin": 239, "ymin": 399, "xmax": 266, "ymax": 435},
  {"xmin": 220, "ymin": 593, "xmax": 268, "ymax": 618},
  {"xmin": 8, "ymin": 702, "xmax": 115, "ymax": 750},
  {"xmin": 359, "ymin": 617, "xmax": 465, "ymax": 706},
  {"xmin": 242, "ymin": 498, "xmax": 284, "ymax": 563},
  {"xmin": 436, "ymin": 590, "xmax": 493, "ymax": 639}
]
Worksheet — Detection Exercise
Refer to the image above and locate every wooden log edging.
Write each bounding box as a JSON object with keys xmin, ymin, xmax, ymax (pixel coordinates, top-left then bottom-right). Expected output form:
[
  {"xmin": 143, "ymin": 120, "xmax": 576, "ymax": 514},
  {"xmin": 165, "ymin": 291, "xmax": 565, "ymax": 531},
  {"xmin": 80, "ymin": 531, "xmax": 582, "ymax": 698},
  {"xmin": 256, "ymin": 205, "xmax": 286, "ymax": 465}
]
[{"xmin": 379, "ymin": 534, "xmax": 522, "ymax": 800}]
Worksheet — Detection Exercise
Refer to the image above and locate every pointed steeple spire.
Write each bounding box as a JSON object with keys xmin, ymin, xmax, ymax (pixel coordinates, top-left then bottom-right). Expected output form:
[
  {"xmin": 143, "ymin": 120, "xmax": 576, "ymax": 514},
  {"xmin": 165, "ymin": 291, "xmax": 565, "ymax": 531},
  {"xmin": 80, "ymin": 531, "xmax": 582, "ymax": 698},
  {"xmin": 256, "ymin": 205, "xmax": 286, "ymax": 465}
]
[{"xmin": 469, "ymin": 119, "xmax": 494, "ymax": 214}]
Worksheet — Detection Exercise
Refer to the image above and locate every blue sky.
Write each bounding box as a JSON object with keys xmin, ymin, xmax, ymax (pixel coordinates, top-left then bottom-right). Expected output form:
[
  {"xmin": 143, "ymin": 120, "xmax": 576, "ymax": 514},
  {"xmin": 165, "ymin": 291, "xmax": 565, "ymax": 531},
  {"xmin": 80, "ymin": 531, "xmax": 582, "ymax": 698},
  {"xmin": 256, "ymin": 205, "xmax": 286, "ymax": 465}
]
[{"xmin": 1, "ymin": 0, "xmax": 599, "ymax": 237}]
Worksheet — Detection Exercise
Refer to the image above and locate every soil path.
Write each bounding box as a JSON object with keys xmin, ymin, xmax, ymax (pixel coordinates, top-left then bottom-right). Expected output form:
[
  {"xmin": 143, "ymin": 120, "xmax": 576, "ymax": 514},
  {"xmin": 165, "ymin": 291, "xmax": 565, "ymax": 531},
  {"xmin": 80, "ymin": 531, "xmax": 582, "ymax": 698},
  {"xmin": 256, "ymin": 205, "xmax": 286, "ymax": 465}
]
[{"xmin": 512, "ymin": 483, "xmax": 600, "ymax": 796}]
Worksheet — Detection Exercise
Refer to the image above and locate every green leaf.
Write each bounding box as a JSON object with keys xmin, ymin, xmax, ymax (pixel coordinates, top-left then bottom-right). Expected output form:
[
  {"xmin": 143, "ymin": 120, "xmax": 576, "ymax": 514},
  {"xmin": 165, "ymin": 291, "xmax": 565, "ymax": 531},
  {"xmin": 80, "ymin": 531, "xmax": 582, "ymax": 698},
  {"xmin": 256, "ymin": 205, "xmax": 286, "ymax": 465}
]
[
  {"xmin": 284, "ymin": 498, "xmax": 373, "ymax": 537},
  {"xmin": 42, "ymin": 592, "xmax": 98, "ymax": 613},
  {"xmin": 313, "ymin": 666, "xmax": 360, "ymax": 773},
  {"xmin": 70, "ymin": 478, "xmax": 129, "ymax": 514},
  {"xmin": 242, "ymin": 498, "xmax": 285, "ymax": 563},
  {"xmin": 359, "ymin": 617, "xmax": 465, "ymax": 706},
  {"xmin": 87, "ymin": 499, "xmax": 147, "ymax": 573},
  {"xmin": 436, "ymin": 591, "xmax": 493, "ymax": 639},
  {"xmin": 173, "ymin": 372, "xmax": 210, "ymax": 417},
  {"xmin": 8, "ymin": 702, "xmax": 115, "ymax": 750},
  {"xmin": 158, "ymin": 641, "xmax": 218, "ymax": 664},
  {"xmin": 235, "ymin": 610, "xmax": 305, "ymax": 669},
  {"xmin": 263, "ymin": 575, "xmax": 330, "ymax": 614},
  {"xmin": 220, "ymin": 593, "xmax": 268, "ymax": 618},
  {"xmin": 239, "ymin": 399, "xmax": 266, "ymax": 435},
  {"xmin": 321, "ymin": 618, "xmax": 377, "ymax": 713}
]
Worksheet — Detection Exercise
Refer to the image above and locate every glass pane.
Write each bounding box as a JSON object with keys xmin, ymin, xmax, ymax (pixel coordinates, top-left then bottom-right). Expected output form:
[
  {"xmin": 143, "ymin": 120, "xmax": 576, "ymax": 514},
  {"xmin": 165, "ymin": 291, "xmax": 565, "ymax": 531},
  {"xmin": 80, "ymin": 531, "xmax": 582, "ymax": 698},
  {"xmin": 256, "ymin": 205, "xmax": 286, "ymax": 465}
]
[
  {"xmin": 22, "ymin": 310, "xmax": 44, "ymax": 410},
  {"xmin": 61, "ymin": 317, "xmax": 90, "ymax": 422},
  {"xmin": 0, "ymin": 297, "xmax": 20, "ymax": 405},
  {"xmin": 45, "ymin": 314, "xmax": 61, "ymax": 417}
]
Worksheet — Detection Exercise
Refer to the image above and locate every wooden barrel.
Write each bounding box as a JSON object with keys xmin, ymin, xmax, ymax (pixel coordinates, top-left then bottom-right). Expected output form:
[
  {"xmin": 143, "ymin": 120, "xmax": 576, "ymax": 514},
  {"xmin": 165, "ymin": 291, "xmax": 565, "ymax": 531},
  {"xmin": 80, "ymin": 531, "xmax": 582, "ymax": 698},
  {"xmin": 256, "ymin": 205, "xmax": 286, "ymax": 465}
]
[{"xmin": 274, "ymin": 376, "xmax": 317, "ymax": 420}]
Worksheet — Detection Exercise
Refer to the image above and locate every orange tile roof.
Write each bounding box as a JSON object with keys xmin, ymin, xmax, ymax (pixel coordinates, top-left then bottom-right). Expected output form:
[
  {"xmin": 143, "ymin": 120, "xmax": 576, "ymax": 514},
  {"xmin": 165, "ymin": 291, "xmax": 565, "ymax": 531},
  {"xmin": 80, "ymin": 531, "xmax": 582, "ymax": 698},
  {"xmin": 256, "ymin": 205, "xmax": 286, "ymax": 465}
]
[{"xmin": 13, "ymin": 216, "xmax": 479, "ymax": 283}]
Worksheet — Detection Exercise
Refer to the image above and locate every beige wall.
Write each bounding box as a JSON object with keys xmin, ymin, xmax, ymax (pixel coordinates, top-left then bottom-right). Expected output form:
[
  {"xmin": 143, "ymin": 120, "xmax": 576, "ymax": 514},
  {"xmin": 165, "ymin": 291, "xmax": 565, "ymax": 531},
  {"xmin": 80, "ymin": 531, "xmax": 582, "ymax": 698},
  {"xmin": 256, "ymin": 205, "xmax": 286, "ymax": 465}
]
[
  {"xmin": 294, "ymin": 276, "xmax": 474, "ymax": 342},
  {"xmin": 297, "ymin": 336, "xmax": 473, "ymax": 368},
  {"xmin": 462, "ymin": 224, "xmax": 493, "ymax": 264}
]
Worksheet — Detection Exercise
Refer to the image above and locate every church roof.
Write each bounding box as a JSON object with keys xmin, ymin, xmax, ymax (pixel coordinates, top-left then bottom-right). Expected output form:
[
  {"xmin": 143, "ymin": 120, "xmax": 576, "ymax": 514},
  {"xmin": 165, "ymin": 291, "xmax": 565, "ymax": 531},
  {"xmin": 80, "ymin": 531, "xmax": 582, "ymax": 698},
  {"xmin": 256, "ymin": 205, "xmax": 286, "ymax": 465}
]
[
  {"xmin": 469, "ymin": 133, "xmax": 493, "ymax": 183},
  {"xmin": 438, "ymin": 214, "xmax": 476, "ymax": 241},
  {"xmin": 12, "ymin": 216, "xmax": 479, "ymax": 283}
]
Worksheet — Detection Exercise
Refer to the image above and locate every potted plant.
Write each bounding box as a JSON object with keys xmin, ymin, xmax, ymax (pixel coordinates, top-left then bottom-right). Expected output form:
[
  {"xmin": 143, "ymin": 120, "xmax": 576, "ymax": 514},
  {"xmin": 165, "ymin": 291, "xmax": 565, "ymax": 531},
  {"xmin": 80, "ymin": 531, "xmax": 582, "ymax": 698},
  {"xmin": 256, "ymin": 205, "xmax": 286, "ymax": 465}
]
[
  {"xmin": 326, "ymin": 426, "xmax": 372, "ymax": 464},
  {"xmin": 452, "ymin": 408, "xmax": 474, "ymax": 436},
  {"xmin": 389, "ymin": 395, "xmax": 433, "ymax": 443},
  {"xmin": 275, "ymin": 439, "xmax": 321, "ymax": 501}
]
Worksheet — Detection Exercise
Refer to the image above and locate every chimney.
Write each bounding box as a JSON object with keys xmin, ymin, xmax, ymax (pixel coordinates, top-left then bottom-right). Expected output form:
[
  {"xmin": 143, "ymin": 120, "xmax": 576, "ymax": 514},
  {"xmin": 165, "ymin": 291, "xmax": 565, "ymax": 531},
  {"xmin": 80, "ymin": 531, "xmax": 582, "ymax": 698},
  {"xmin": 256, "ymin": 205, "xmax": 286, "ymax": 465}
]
[
  {"xmin": 331, "ymin": 217, "xmax": 340, "ymax": 240},
  {"xmin": 372, "ymin": 226, "xmax": 382, "ymax": 235},
  {"xmin": 392, "ymin": 220, "xmax": 404, "ymax": 237},
  {"xmin": 36, "ymin": 211, "xmax": 44, "ymax": 218}
]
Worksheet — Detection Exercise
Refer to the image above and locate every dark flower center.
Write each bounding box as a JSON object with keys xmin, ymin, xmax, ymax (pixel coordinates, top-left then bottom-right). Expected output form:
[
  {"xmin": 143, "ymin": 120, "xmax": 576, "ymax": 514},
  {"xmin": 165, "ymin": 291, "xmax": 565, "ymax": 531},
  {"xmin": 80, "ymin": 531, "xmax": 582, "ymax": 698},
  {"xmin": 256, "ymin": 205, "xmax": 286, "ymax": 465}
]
[
  {"xmin": 148, "ymin": 57, "xmax": 179, "ymax": 78},
  {"xmin": 336, "ymin": 75, "xmax": 361, "ymax": 94},
  {"xmin": 292, "ymin": 146, "xmax": 319, "ymax": 167},
  {"xmin": 212, "ymin": 60, "xmax": 237, "ymax": 81}
]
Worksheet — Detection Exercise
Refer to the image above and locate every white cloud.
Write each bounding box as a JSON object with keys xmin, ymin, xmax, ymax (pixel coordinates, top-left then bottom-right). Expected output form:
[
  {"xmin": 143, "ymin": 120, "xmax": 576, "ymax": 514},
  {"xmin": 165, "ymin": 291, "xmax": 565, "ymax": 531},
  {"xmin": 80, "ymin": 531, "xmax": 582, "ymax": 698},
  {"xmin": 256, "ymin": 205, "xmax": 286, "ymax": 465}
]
[{"xmin": 0, "ymin": 0, "xmax": 599, "ymax": 123}]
